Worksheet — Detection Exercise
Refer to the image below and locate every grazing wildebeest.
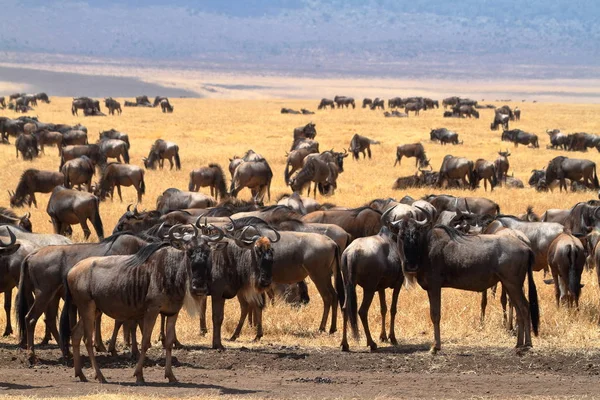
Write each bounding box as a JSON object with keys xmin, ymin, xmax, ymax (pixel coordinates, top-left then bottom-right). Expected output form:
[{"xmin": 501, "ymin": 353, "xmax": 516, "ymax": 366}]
[
  {"xmin": 98, "ymin": 138, "xmax": 129, "ymax": 164},
  {"xmin": 60, "ymin": 145, "xmax": 106, "ymax": 170},
  {"xmin": 9, "ymin": 169, "xmax": 64, "ymax": 208},
  {"xmin": 96, "ymin": 163, "xmax": 146, "ymax": 203},
  {"xmin": 33, "ymin": 130, "xmax": 63, "ymax": 155},
  {"xmin": 99, "ymin": 129, "xmax": 130, "ymax": 148},
  {"xmin": 104, "ymin": 98, "xmax": 121, "ymax": 115},
  {"xmin": 293, "ymin": 122, "xmax": 317, "ymax": 142},
  {"xmin": 71, "ymin": 97, "xmax": 99, "ymax": 116},
  {"xmin": 502, "ymin": 129, "xmax": 539, "ymax": 148},
  {"xmin": 0, "ymin": 116, "xmax": 27, "ymax": 143},
  {"xmin": 46, "ymin": 186, "xmax": 104, "ymax": 240},
  {"xmin": 156, "ymin": 188, "xmax": 216, "ymax": 214},
  {"xmin": 472, "ymin": 159, "xmax": 497, "ymax": 191},
  {"xmin": 394, "ymin": 143, "xmax": 430, "ymax": 168},
  {"xmin": 334, "ymin": 96, "xmax": 355, "ymax": 109},
  {"xmin": 188, "ymin": 164, "xmax": 228, "ymax": 201},
  {"xmin": 230, "ymin": 156, "xmax": 273, "ymax": 203},
  {"xmin": 15, "ymin": 134, "xmax": 39, "ymax": 160},
  {"xmin": 61, "ymin": 156, "xmax": 95, "ymax": 192},
  {"xmin": 339, "ymin": 223, "xmax": 404, "ymax": 351},
  {"xmin": 153, "ymin": 96, "xmax": 169, "ymax": 107},
  {"xmin": 34, "ymin": 93, "xmax": 50, "ymax": 103},
  {"xmin": 442, "ymin": 96, "xmax": 460, "ymax": 109},
  {"xmin": 0, "ymin": 208, "xmax": 32, "ymax": 232},
  {"xmin": 404, "ymin": 102, "xmax": 422, "ymax": 116},
  {"xmin": 349, "ymin": 133, "xmax": 380, "ymax": 160},
  {"xmin": 454, "ymin": 105, "xmax": 479, "ymax": 118},
  {"xmin": 317, "ymin": 98, "xmax": 335, "ymax": 110},
  {"xmin": 438, "ymin": 155, "xmax": 474, "ymax": 188},
  {"xmin": 302, "ymin": 207, "xmax": 382, "ymax": 241},
  {"xmin": 424, "ymin": 98, "xmax": 439, "ymax": 109},
  {"xmin": 494, "ymin": 150, "xmax": 511, "ymax": 185},
  {"xmin": 143, "ymin": 139, "xmax": 181, "ymax": 170},
  {"xmin": 284, "ymin": 147, "xmax": 319, "ymax": 183},
  {"xmin": 362, "ymin": 98, "xmax": 373, "ymax": 108},
  {"xmin": 424, "ymin": 194, "xmax": 500, "ymax": 216},
  {"xmin": 160, "ymin": 100, "xmax": 174, "ymax": 113},
  {"xmin": 290, "ymin": 158, "xmax": 338, "ymax": 198},
  {"xmin": 395, "ymin": 216, "xmax": 539, "ymax": 352},
  {"xmin": 136, "ymin": 95, "xmax": 152, "ymax": 106},
  {"xmin": 547, "ymin": 233, "xmax": 585, "ymax": 308},
  {"xmin": 546, "ymin": 129, "xmax": 569, "ymax": 150},
  {"xmin": 491, "ymin": 112, "xmax": 510, "ymax": 131},
  {"xmin": 370, "ymin": 98, "xmax": 385, "ymax": 110},
  {"xmin": 545, "ymin": 156, "xmax": 599, "ymax": 192},
  {"xmin": 430, "ymin": 128, "xmax": 461, "ymax": 145},
  {"xmin": 61, "ymin": 129, "xmax": 88, "ymax": 146}
]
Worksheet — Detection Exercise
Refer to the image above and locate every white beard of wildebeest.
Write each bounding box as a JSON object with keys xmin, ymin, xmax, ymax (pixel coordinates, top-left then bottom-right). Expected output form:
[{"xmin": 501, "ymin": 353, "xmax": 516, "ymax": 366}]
[
  {"xmin": 255, "ymin": 246, "xmax": 274, "ymax": 289},
  {"xmin": 189, "ymin": 246, "xmax": 212, "ymax": 296},
  {"xmin": 398, "ymin": 221, "xmax": 426, "ymax": 274}
]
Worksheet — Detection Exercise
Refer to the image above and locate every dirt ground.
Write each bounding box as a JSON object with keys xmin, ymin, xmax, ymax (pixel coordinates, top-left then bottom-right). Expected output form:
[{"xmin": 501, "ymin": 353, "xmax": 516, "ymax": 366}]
[{"xmin": 1, "ymin": 341, "xmax": 599, "ymax": 399}]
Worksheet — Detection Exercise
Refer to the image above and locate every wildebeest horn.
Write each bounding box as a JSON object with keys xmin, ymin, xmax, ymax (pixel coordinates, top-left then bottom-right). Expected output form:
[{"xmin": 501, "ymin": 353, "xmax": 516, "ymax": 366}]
[
  {"xmin": 0, "ymin": 228, "xmax": 17, "ymax": 247},
  {"xmin": 168, "ymin": 225, "xmax": 184, "ymax": 240},
  {"xmin": 205, "ymin": 224, "xmax": 225, "ymax": 242},
  {"xmin": 21, "ymin": 212, "xmax": 31, "ymax": 220},
  {"xmin": 381, "ymin": 205, "xmax": 397, "ymax": 224},
  {"xmin": 265, "ymin": 228, "xmax": 281, "ymax": 243},
  {"xmin": 414, "ymin": 206, "xmax": 431, "ymax": 225},
  {"xmin": 133, "ymin": 204, "xmax": 140, "ymax": 215},
  {"xmin": 127, "ymin": 204, "xmax": 133, "ymax": 213},
  {"xmin": 343, "ymin": 148, "xmax": 347, "ymax": 154}
]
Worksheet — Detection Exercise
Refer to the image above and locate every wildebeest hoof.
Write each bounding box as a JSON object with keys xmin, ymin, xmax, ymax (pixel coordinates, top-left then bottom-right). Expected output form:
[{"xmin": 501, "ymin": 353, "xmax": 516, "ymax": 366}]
[
  {"xmin": 95, "ymin": 342, "xmax": 108, "ymax": 353},
  {"xmin": 430, "ymin": 346, "xmax": 440, "ymax": 354},
  {"xmin": 39, "ymin": 337, "xmax": 51, "ymax": 346},
  {"xmin": 252, "ymin": 335, "xmax": 262, "ymax": 342},
  {"xmin": 368, "ymin": 343, "xmax": 378, "ymax": 352},
  {"xmin": 390, "ymin": 337, "xmax": 399, "ymax": 346},
  {"xmin": 199, "ymin": 329, "xmax": 208, "ymax": 336},
  {"xmin": 379, "ymin": 334, "xmax": 388, "ymax": 342},
  {"xmin": 213, "ymin": 344, "xmax": 225, "ymax": 351},
  {"xmin": 341, "ymin": 343, "xmax": 350, "ymax": 352},
  {"xmin": 166, "ymin": 373, "xmax": 178, "ymax": 383},
  {"xmin": 76, "ymin": 372, "xmax": 88, "ymax": 382},
  {"xmin": 329, "ymin": 328, "xmax": 337, "ymax": 334},
  {"xmin": 3, "ymin": 328, "xmax": 13, "ymax": 337},
  {"xmin": 173, "ymin": 340, "xmax": 184, "ymax": 349},
  {"xmin": 94, "ymin": 373, "xmax": 107, "ymax": 384},
  {"xmin": 228, "ymin": 335, "xmax": 239, "ymax": 342}
]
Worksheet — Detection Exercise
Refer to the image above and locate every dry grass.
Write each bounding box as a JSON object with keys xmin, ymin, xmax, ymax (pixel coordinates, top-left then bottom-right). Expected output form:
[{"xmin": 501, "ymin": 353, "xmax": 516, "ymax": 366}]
[{"xmin": 1, "ymin": 97, "xmax": 600, "ymax": 358}]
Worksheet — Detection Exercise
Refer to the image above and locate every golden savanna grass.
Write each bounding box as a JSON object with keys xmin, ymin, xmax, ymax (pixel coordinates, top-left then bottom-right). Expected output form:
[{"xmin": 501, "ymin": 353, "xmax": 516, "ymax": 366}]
[{"xmin": 1, "ymin": 97, "xmax": 600, "ymax": 357}]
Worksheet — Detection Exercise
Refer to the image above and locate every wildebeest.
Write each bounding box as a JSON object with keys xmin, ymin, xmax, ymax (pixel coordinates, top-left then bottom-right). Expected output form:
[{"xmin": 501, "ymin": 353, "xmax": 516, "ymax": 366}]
[
  {"xmin": 514, "ymin": 108, "xmax": 521, "ymax": 121},
  {"xmin": 9, "ymin": 169, "xmax": 64, "ymax": 208},
  {"xmin": 546, "ymin": 129, "xmax": 569, "ymax": 150},
  {"xmin": 33, "ymin": 130, "xmax": 63, "ymax": 155},
  {"xmin": 472, "ymin": 159, "xmax": 497, "ymax": 191},
  {"xmin": 9, "ymin": 93, "xmax": 26, "ymax": 101},
  {"xmin": 98, "ymin": 138, "xmax": 129, "ymax": 164},
  {"xmin": 0, "ymin": 208, "xmax": 32, "ymax": 232},
  {"xmin": 61, "ymin": 156, "xmax": 95, "ymax": 192},
  {"xmin": 61, "ymin": 129, "xmax": 89, "ymax": 146},
  {"xmin": 442, "ymin": 96, "xmax": 460, "ymax": 108},
  {"xmin": 438, "ymin": 155, "xmax": 474, "ymax": 188},
  {"xmin": 430, "ymin": 128, "xmax": 461, "ymax": 145},
  {"xmin": 0, "ymin": 96, "xmax": 5, "ymax": 109},
  {"xmin": 71, "ymin": 97, "xmax": 99, "ymax": 116},
  {"xmin": 302, "ymin": 207, "xmax": 382, "ymax": 241},
  {"xmin": 34, "ymin": 93, "xmax": 50, "ymax": 104},
  {"xmin": 490, "ymin": 112, "xmax": 510, "ymax": 131},
  {"xmin": 46, "ymin": 186, "xmax": 104, "ymax": 240},
  {"xmin": 99, "ymin": 129, "xmax": 130, "ymax": 149},
  {"xmin": 15, "ymin": 134, "xmax": 39, "ymax": 160},
  {"xmin": 494, "ymin": 150, "xmax": 511, "ymax": 185},
  {"xmin": 284, "ymin": 147, "xmax": 319, "ymax": 183},
  {"xmin": 545, "ymin": 156, "xmax": 599, "ymax": 192},
  {"xmin": 153, "ymin": 96, "xmax": 169, "ymax": 107},
  {"xmin": 394, "ymin": 143, "xmax": 430, "ymax": 168},
  {"xmin": 104, "ymin": 98, "xmax": 121, "ymax": 115},
  {"xmin": 547, "ymin": 233, "xmax": 585, "ymax": 308},
  {"xmin": 424, "ymin": 194, "xmax": 500, "ymax": 216},
  {"xmin": 301, "ymin": 109, "xmax": 314, "ymax": 115},
  {"xmin": 502, "ymin": 129, "xmax": 539, "ymax": 148},
  {"xmin": 143, "ymin": 139, "xmax": 181, "ymax": 170},
  {"xmin": 404, "ymin": 102, "xmax": 422, "ymax": 116},
  {"xmin": 317, "ymin": 98, "xmax": 335, "ymax": 110},
  {"xmin": 290, "ymin": 158, "xmax": 338, "ymax": 197},
  {"xmin": 384, "ymin": 110, "xmax": 408, "ymax": 118},
  {"xmin": 395, "ymin": 216, "xmax": 539, "ymax": 351},
  {"xmin": 281, "ymin": 108, "xmax": 301, "ymax": 114},
  {"xmin": 334, "ymin": 96, "xmax": 355, "ymax": 109},
  {"xmin": 160, "ymin": 100, "xmax": 174, "ymax": 113},
  {"xmin": 349, "ymin": 134, "xmax": 380, "ymax": 160},
  {"xmin": 362, "ymin": 98, "xmax": 373, "ymax": 108},
  {"xmin": 293, "ymin": 122, "xmax": 317, "ymax": 142},
  {"xmin": 60, "ymin": 145, "xmax": 106, "ymax": 170},
  {"xmin": 96, "ymin": 163, "xmax": 146, "ymax": 203},
  {"xmin": 156, "ymin": 188, "xmax": 216, "ymax": 214},
  {"xmin": 339, "ymin": 223, "xmax": 403, "ymax": 351},
  {"xmin": 230, "ymin": 155, "xmax": 273, "ymax": 203},
  {"xmin": 370, "ymin": 98, "xmax": 385, "ymax": 110},
  {"xmin": 454, "ymin": 105, "xmax": 479, "ymax": 118},
  {"xmin": 188, "ymin": 164, "xmax": 228, "ymax": 201},
  {"xmin": 276, "ymin": 193, "xmax": 321, "ymax": 215}
]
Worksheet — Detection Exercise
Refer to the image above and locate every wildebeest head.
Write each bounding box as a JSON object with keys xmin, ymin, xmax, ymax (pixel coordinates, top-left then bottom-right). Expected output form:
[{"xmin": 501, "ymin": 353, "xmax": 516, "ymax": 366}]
[
  {"xmin": 334, "ymin": 149, "xmax": 349, "ymax": 172},
  {"xmin": 113, "ymin": 204, "xmax": 161, "ymax": 234},
  {"xmin": 392, "ymin": 216, "xmax": 430, "ymax": 274},
  {"xmin": 0, "ymin": 228, "xmax": 20, "ymax": 256},
  {"xmin": 528, "ymin": 169, "xmax": 545, "ymax": 187}
]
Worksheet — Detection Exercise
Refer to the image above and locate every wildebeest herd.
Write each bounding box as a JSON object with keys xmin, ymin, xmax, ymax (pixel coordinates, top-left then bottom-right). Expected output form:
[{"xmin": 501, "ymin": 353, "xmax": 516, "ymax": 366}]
[{"xmin": 2, "ymin": 93, "xmax": 600, "ymax": 386}]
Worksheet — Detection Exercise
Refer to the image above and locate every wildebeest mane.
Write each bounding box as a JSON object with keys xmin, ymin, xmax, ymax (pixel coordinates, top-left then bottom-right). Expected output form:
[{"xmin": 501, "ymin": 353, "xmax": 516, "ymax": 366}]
[
  {"xmin": 433, "ymin": 224, "xmax": 471, "ymax": 243},
  {"xmin": 122, "ymin": 242, "xmax": 170, "ymax": 269},
  {"xmin": 0, "ymin": 207, "xmax": 19, "ymax": 221},
  {"xmin": 350, "ymin": 206, "xmax": 382, "ymax": 216}
]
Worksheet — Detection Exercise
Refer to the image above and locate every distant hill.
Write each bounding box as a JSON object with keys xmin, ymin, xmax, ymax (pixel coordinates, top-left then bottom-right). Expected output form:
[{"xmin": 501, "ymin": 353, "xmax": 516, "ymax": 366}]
[{"xmin": 3, "ymin": 1, "xmax": 600, "ymax": 79}]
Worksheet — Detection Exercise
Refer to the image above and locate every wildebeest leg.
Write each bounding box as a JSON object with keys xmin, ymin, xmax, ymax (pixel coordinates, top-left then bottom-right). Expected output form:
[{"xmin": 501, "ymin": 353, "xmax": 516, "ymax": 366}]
[
  {"xmin": 499, "ymin": 284, "xmax": 510, "ymax": 329},
  {"xmin": 25, "ymin": 288, "xmax": 58, "ymax": 360},
  {"xmin": 252, "ymin": 304, "xmax": 263, "ymax": 342},
  {"xmin": 168, "ymin": 158, "xmax": 174, "ymax": 170},
  {"xmin": 134, "ymin": 309, "xmax": 160, "ymax": 384},
  {"xmin": 388, "ymin": 284, "xmax": 401, "ymax": 346},
  {"xmin": 502, "ymin": 282, "xmax": 531, "ymax": 348},
  {"xmin": 341, "ymin": 300, "xmax": 350, "ymax": 351},
  {"xmin": 377, "ymin": 289, "xmax": 388, "ymax": 342},
  {"xmin": 230, "ymin": 294, "xmax": 249, "ymax": 341},
  {"xmin": 31, "ymin": 194, "xmax": 38, "ymax": 208},
  {"xmin": 312, "ymin": 272, "xmax": 336, "ymax": 333},
  {"xmin": 131, "ymin": 320, "xmax": 140, "ymax": 359},
  {"xmin": 480, "ymin": 290, "xmax": 487, "ymax": 325},
  {"xmin": 83, "ymin": 305, "xmax": 107, "ymax": 382},
  {"xmin": 94, "ymin": 313, "xmax": 107, "ymax": 352},
  {"xmin": 427, "ymin": 287, "xmax": 442, "ymax": 353},
  {"xmin": 198, "ymin": 295, "xmax": 208, "ymax": 335},
  {"xmin": 41, "ymin": 294, "xmax": 61, "ymax": 346},
  {"xmin": 108, "ymin": 320, "xmax": 123, "ymax": 356},
  {"xmin": 116, "ymin": 185, "xmax": 123, "ymax": 202},
  {"xmin": 3, "ymin": 290, "xmax": 13, "ymax": 336},
  {"xmin": 367, "ymin": 148, "xmax": 372, "ymax": 159},
  {"xmin": 211, "ymin": 297, "xmax": 226, "ymax": 350},
  {"xmin": 164, "ymin": 314, "xmax": 179, "ymax": 383},
  {"xmin": 71, "ymin": 318, "xmax": 87, "ymax": 382},
  {"xmin": 159, "ymin": 314, "xmax": 166, "ymax": 344},
  {"xmin": 358, "ymin": 289, "xmax": 377, "ymax": 351},
  {"xmin": 79, "ymin": 218, "xmax": 92, "ymax": 240}
]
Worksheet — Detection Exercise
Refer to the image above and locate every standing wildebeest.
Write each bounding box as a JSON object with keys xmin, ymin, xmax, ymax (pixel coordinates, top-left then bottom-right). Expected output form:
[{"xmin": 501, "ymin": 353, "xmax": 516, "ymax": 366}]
[
  {"xmin": 104, "ymin": 98, "xmax": 121, "ymax": 115},
  {"xmin": 61, "ymin": 156, "xmax": 95, "ymax": 192},
  {"xmin": 404, "ymin": 102, "xmax": 422, "ymax": 116},
  {"xmin": 96, "ymin": 163, "xmax": 146, "ymax": 203},
  {"xmin": 349, "ymin": 133, "xmax": 380, "ymax": 160},
  {"xmin": 394, "ymin": 143, "xmax": 430, "ymax": 168},
  {"xmin": 71, "ymin": 97, "xmax": 99, "ymax": 116},
  {"xmin": 502, "ymin": 129, "xmax": 539, "ymax": 148},
  {"xmin": 491, "ymin": 112, "xmax": 510, "ymax": 131},
  {"xmin": 362, "ymin": 98, "xmax": 373, "ymax": 108},
  {"xmin": 290, "ymin": 158, "xmax": 338, "ymax": 198},
  {"xmin": 370, "ymin": 98, "xmax": 385, "ymax": 110},
  {"xmin": 61, "ymin": 129, "xmax": 88, "ymax": 146},
  {"xmin": 472, "ymin": 159, "xmax": 497, "ymax": 191},
  {"xmin": 143, "ymin": 139, "xmax": 181, "ymax": 170},
  {"xmin": 9, "ymin": 169, "xmax": 64, "ymax": 208},
  {"xmin": 339, "ymin": 223, "xmax": 403, "ymax": 351},
  {"xmin": 60, "ymin": 145, "xmax": 106, "ymax": 170},
  {"xmin": 33, "ymin": 130, "xmax": 63, "ymax": 155},
  {"xmin": 545, "ymin": 156, "xmax": 599, "ymax": 192},
  {"xmin": 334, "ymin": 96, "xmax": 356, "ymax": 109},
  {"xmin": 442, "ymin": 96, "xmax": 460, "ymax": 109},
  {"xmin": 0, "ymin": 208, "xmax": 32, "ymax": 232},
  {"xmin": 454, "ymin": 105, "xmax": 479, "ymax": 118},
  {"xmin": 395, "ymin": 217, "xmax": 539, "ymax": 352},
  {"xmin": 9, "ymin": 93, "xmax": 26, "ymax": 101},
  {"xmin": 160, "ymin": 100, "xmax": 174, "ymax": 113},
  {"xmin": 188, "ymin": 164, "xmax": 228, "ymax": 201},
  {"xmin": 99, "ymin": 129, "xmax": 130, "ymax": 148},
  {"xmin": 34, "ymin": 93, "xmax": 50, "ymax": 103},
  {"xmin": 230, "ymin": 156, "xmax": 273, "ymax": 203},
  {"xmin": 284, "ymin": 147, "xmax": 319, "ymax": 183},
  {"xmin": 546, "ymin": 129, "xmax": 568, "ymax": 150},
  {"xmin": 438, "ymin": 155, "xmax": 474, "ymax": 188},
  {"xmin": 547, "ymin": 233, "xmax": 585, "ymax": 308},
  {"xmin": 153, "ymin": 96, "xmax": 169, "ymax": 107},
  {"xmin": 424, "ymin": 98, "xmax": 439, "ymax": 109},
  {"xmin": 302, "ymin": 207, "xmax": 382, "ymax": 241},
  {"xmin": 430, "ymin": 128, "xmax": 461, "ymax": 145},
  {"xmin": 494, "ymin": 150, "xmax": 511, "ymax": 184},
  {"xmin": 98, "ymin": 138, "xmax": 129, "ymax": 164},
  {"xmin": 15, "ymin": 134, "xmax": 39, "ymax": 160},
  {"xmin": 293, "ymin": 122, "xmax": 317, "ymax": 142},
  {"xmin": 156, "ymin": 188, "xmax": 216, "ymax": 214},
  {"xmin": 46, "ymin": 186, "xmax": 104, "ymax": 240},
  {"xmin": 317, "ymin": 98, "xmax": 335, "ymax": 110}
]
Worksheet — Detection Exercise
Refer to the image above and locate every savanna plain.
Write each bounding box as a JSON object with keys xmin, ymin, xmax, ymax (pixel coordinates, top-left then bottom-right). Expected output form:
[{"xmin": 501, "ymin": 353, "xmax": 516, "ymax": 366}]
[{"xmin": 1, "ymin": 97, "xmax": 600, "ymax": 399}]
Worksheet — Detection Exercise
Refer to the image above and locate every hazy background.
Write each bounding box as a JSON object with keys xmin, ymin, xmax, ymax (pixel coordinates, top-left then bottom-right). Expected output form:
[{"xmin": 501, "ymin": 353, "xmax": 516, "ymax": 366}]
[{"xmin": 2, "ymin": 0, "xmax": 599, "ymax": 79}]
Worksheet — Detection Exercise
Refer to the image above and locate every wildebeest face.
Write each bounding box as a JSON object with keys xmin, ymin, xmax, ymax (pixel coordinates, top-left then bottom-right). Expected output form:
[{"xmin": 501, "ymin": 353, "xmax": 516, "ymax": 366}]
[
  {"xmin": 254, "ymin": 238, "xmax": 274, "ymax": 289},
  {"xmin": 19, "ymin": 213, "xmax": 32, "ymax": 232},
  {"xmin": 396, "ymin": 219, "xmax": 428, "ymax": 274},
  {"xmin": 188, "ymin": 242, "xmax": 214, "ymax": 296}
]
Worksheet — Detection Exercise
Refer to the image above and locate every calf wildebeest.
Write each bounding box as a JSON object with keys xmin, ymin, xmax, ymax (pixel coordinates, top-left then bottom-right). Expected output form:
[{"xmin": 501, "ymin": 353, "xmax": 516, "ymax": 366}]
[
  {"xmin": 302, "ymin": 207, "xmax": 382, "ymax": 241},
  {"xmin": 15, "ymin": 134, "xmax": 39, "ymax": 160},
  {"xmin": 156, "ymin": 188, "xmax": 216, "ymax": 214},
  {"xmin": 290, "ymin": 157, "xmax": 338, "ymax": 197},
  {"xmin": 334, "ymin": 96, "xmax": 356, "ymax": 109},
  {"xmin": 99, "ymin": 129, "xmax": 130, "ymax": 148},
  {"xmin": 349, "ymin": 134, "xmax": 380, "ymax": 160},
  {"xmin": 362, "ymin": 98, "xmax": 373, "ymax": 108},
  {"xmin": 339, "ymin": 223, "xmax": 403, "ymax": 351},
  {"xmin": 104, "ymin": 98, "xmax": 121, "ymax": 115},
  {"xmin": 547, "ymin": 233, "xmax": 585, "ymax": 308},
  {"xmin": 61, "ymin": 129, "xmax": 88, "ymax": 146},
  {"xmin": 230, "ymin": 156, "xmax": 273, "ymax": 203},
  {"xmin": 438, "ymin": 155, "xmax": 474, "ymax": 188},
  {"xmin": 395, "ymin": 216, "xmax": 539, "ymax": 352},
  {"xmin": 494, "ymin": 150, "xmax": 511, "ymax": 184},
  {"xmin": 293, "ymin": 122, "xmax": 317, "ymax": 142},
  {"xmin": 502, "ymin": 129, "xmax": 539, "ymax": 148},
  {"xmin": 98, "ymin": 138, "xmax": 129, "ymax": 164},
  {"xmin": 96, "ymin": 163, "xmax": 146, "ymax": 203},
  {"xmin": 153, "ymin": 96, "xmax": 169, "ymax": 107},
  {"xmin": 9, "ymin": 169, "xmax": 64, "ymax": 208},
  {"xmin": 33, "ymin": 130, "xmax": 63, "ymax": 155},
  {"xmin": 430, "ymin": 128, "xmax": 461, "ymax": 145},
  {"xmin": 472, "ymin": 159, "xmax": 497, "ymax": 191},
  {"xmin": 61, "ymin": 156, "xmax": 95, "ymax": 192},
  {"xmin": 160, "ymin": 100, "xmax": 174, "ymax": 113},
  {"xmin": 317, "ymin": 98, "xmax": 335, "ymax": 110},
  {"xmin": 404, "ymin": 102, "xmax": 422, "ymax": 116},
  {"xmin": 60, "ymin": 144, "xmax": 106, "ymax": 170},
  {"xmin": 46, "ymin": 186, "xmax": 103, "ymax": 240},
  {"xmin": 424, "ymin": 194, "xmax": 500, "ymax": 216},
  {"xmin": 394, "ymin": 143, "xmax": 430, "ymax": 168},
  {"xmin": 545, "ymin": 156, "xmax": 599, "ymax": 192},
  {"xmin": 0, "ymin": 208, "xmax": 32, "ymax": 232},
  {"xmin": 143, "ymin": 139, "xmax": 181, "ymax": 170},
  {"xmin": 188, "ymin": 164, "xmax": 228, "ymax": 201}
]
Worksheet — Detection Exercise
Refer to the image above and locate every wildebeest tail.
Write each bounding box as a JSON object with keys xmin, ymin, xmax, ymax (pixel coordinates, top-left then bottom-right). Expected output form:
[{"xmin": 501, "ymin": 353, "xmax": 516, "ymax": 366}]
[
  {"xmin": 16, "ymin": 255, "xmax": 32, "ymax": 345},
  {"xmin": 92, "ymin": 196, "xmax": 104, "ymax": 240},
  {"xmin": 188, "ymin": 172, "xmax": 195, "ymax": 192},
  {"xmin": 567, "ymin": 244, "xmax": 581, "ymax": 302},
  {"xmin": 341, "ymin": 251, "xmax": 359, "ymax": 340},
  {"xmin": 59, "ymin": 153, "xmax": 66, "ymax": 172},
  {"xmin": 334, "ymin": 245, "xmax": 344, "ymax": 309},
  {"xmin": 593, "ymin": 164, "xmax": 599, "ymax": 189},
  {"xmin": 527, "ymin": 250, "xmax": 539, "ymax": 336},
  {"xmin": 63, "ymin": 165, "xmax": 70, "ymax": 188},
  {"xmin": 139, "ymin": 170, "xmax": 146, "ymax": 195},
  {"xmin": 59, "ymin": 276, "xmax": 73, "ymax": 356},
  {"xmin": 284, "ymin": 160, "xmax": 292, "ymax": 185},
  {"xmin": 174, "ymin": 150, "xmax": 181, "ymax": 170},
  {"xmin": 122, "ymin": 144, "xmax": 130, "ymax": 164}
]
